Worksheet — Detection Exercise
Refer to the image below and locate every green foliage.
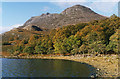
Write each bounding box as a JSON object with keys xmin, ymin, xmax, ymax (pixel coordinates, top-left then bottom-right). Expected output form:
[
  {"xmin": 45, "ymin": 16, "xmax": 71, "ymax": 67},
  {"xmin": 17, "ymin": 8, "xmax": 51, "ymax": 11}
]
[
  {"xmin": 53, "ymin": 23, "xmax": 87, "ymax": 41},
  {"xmin": 35, "ymin": 45, "xmax": 44, "ymax": 54},
  {"xmin": 54, "ymin": 35, "xmax": 81, "ymax": 54},
  {"xmin": 23, "ymin": 45, "xmax": 34, "ymax": 54},
  {"xmin": 7, "ymin": 15, "xmax": 120, "ymax": 55},
  {"xmin": 106, "ymin": 29, "xmax": 120, "ymax": 53},
  {"xmin": 88, "ymin": 41, "xmax": 106, "ymax": 54},
  {"xmin": 53, "ymin": 39, "xmax": 63, "ymax": 54},
  {"xmin": 78, "ymin": 44, "xmax": 88, "ymax": 54},
  {"xmin": 14, "ymin": 45, "xmax": 24, "ymax": 53},
  {"xmin": 34, "ymin": 36, "xmax": 54, "ymax": 54}
]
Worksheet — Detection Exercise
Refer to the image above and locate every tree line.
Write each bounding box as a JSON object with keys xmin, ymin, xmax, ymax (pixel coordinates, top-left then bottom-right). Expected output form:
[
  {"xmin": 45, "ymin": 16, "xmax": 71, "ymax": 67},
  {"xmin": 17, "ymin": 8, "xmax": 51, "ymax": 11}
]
[{"xmin": 5, "ymin": 15, "xmax": 120, "ymax": 56}]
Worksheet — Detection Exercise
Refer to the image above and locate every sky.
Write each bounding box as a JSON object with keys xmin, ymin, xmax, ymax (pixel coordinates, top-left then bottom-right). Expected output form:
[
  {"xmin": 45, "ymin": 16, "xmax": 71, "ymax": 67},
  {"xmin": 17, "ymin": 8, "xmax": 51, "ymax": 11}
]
[{"xmin": 0, "ymin": 0, "xmax": 119, "ymax": 33}]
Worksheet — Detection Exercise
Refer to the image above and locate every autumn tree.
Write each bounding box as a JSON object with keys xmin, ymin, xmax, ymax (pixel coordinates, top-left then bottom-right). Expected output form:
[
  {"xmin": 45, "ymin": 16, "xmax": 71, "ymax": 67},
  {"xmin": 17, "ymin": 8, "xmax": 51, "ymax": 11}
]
[
  {"xmin": 106, "ymin": 29, "xmax": 120, "ymax": 53},
  {"xmin": 23, "ymin": 45, "xmax": 34, "ymax": 54}
]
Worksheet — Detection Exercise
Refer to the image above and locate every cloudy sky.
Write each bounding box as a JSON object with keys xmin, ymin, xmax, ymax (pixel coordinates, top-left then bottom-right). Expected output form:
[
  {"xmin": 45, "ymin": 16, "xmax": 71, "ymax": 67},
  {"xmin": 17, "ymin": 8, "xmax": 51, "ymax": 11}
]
[{"xmin": 0, "ymin": 0, "xmax": 119, "ymax": 33}]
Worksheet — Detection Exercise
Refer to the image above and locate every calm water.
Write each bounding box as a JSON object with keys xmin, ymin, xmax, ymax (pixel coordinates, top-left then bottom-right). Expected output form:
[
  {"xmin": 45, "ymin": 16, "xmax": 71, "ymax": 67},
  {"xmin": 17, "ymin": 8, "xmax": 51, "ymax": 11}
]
[{"xmin": 2, "ymin": 58, "xmax": 96, "ymax": 77}]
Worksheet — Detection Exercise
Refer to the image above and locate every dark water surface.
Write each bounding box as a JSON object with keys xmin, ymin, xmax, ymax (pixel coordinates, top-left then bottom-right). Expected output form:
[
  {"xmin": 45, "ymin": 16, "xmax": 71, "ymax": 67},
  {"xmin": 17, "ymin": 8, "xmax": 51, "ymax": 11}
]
[{"xmin": 2, "ymin": 58, "xmax": 96, "ymax": 77}]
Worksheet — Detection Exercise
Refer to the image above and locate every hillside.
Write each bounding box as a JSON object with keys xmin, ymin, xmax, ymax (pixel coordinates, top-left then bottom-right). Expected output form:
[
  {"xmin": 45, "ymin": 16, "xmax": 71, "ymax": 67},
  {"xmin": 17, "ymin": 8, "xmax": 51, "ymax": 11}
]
[
  {"xmin": 2, "ymin": 5, "xmax": 120, "ymax": 56},
  {"xmin": 2, "ymin": 4, "xmax": 107, "ymax": 42},
  {"xmin": 22, "ymin": 5, "xmax": 106, "ymax": 31},
  {"xmin": 2, "ymin": 15, "xmax": 120, "ymax": 56}
]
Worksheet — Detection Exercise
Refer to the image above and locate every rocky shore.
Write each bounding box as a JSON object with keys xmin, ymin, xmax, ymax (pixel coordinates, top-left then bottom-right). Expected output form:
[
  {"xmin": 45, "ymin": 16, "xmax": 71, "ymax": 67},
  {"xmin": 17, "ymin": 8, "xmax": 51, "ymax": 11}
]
[{"xmin": 2, "ymin": 54, "xmax": 119, "ymax": 78}]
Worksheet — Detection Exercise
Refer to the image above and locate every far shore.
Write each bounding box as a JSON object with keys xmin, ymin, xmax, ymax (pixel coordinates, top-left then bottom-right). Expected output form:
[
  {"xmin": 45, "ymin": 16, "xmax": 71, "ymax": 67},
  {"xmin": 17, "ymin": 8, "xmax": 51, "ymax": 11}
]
[{"xmin": 1, "ymin": 54, "xmax": 119, "ymax": 78}]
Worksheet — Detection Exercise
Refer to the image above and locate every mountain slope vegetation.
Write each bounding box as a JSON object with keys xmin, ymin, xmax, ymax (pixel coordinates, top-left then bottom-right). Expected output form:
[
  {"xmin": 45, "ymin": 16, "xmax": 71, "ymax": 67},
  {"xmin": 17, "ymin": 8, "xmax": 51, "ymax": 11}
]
[{"xmin": 2, "ymin": 15, "xmax": 120, "ymax": 56}]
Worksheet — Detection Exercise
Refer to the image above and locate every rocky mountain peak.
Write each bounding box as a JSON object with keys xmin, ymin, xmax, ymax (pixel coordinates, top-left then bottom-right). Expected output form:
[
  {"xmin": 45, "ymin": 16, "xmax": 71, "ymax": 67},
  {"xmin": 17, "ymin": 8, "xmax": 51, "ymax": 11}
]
[
  {"xmin": 22, "ymin": 4, "xmax": 106, "ymax": 31},
  {"xmin": 60, "ymin": 5, "xmax": 94, "ymax": 15}
]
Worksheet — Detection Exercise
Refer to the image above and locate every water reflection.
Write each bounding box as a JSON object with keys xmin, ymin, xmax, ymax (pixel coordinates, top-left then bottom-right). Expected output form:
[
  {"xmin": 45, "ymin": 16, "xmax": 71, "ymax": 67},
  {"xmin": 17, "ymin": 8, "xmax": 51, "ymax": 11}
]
[{"xmin": 2, "ymin": 58, "xmax": 96, "ymax": 77}]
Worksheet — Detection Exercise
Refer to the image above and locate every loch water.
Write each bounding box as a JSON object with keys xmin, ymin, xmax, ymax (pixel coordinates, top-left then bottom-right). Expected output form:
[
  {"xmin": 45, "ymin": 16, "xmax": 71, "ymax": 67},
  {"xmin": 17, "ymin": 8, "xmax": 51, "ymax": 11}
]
[{"xmin": 2, "ymin": 58, "xmax": 96, "ymax": 77}]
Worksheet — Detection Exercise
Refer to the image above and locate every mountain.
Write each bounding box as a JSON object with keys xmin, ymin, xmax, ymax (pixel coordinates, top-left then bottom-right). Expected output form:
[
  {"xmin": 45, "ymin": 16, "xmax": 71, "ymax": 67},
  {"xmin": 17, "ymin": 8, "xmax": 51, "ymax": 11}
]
[
  {"xmin": 1, "ymin": 4, "xmax": 107, "ymax": 42},
  {"xmin": 21, "ymin": 5, "xmax": 106, "ymax": 31},
  {"xmin": 2, "ymin": 15, "xmax": 120, "ymax": 56},
  {"xmin": 1, "ymin": 3, "xmax": 119, "ymax": 56}
]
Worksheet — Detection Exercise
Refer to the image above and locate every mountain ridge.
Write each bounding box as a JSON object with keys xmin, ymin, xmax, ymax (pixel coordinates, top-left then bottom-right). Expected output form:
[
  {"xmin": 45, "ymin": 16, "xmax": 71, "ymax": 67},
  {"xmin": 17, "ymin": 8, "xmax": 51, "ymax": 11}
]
[{"xmin": 21, "ymin": 4, "xmax": 106, "ymax": 31}]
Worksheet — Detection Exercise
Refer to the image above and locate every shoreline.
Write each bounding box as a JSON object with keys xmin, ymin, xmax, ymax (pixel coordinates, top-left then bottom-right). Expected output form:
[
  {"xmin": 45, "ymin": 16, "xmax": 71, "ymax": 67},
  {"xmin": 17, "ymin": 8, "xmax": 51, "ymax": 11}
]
[{"xmin": 2, "ymin": 54, "xmax": 119, "ymax": 77}]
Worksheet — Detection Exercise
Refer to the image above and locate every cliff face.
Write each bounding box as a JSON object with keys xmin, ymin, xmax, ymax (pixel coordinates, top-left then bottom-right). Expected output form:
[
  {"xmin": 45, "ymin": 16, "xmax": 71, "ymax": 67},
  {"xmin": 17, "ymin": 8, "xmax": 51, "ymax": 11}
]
[{"xmin": 22, "ymin": 5, "xmax": 106, "ymax": 31}]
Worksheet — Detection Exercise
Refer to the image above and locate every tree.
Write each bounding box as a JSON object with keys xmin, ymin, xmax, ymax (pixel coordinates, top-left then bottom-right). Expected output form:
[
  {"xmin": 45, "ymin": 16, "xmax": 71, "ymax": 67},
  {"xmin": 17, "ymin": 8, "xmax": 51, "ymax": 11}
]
[
  {"xmin": 23, "ymin": 45, "xmax": 34, "ymax": 54},
  {"xmin": 106, "ymin": 29, "xmax": 119, "ymax": 53},
  {"xmin": 28, "ymin": 35, "xmax": 37, "ymax": 47},
  {"xmin": 53, "ymin": 39, "xmax": 64, "ymax": 54},
  {"xmin": 54, "ymin": 35, "xmax": 81, "ymax": 55},
  {"xmin": 83, "ymin": 31, "xmax": 106, "ymax": 54},
  {"xmin": 88, "ymin": 41, "xmax": 106, "ymax": 54},
  {"xmin": 53, "ymin": 23, "xmax": 87, "ymax": 42},
  {"xmin": 35, "ymin": 35, "xmax": 54, "ymax": 54},
  {"xmin": 14, "ymin": 45, "xmax": 24, "ymax": 53},
  {"xmin": 79, "ymin": 44, "xmax": 88, "ymax": 54},
  {"xmin": 35, "ymin": 45, "xmax": 44, "ymax": 54},
  {"xmin": 6, "ymin": 15, "xmax": 120, "ymax": 55},
  {"xmin": 110, "ymin": 14, "xmax": 117, "ymax": 18}
]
